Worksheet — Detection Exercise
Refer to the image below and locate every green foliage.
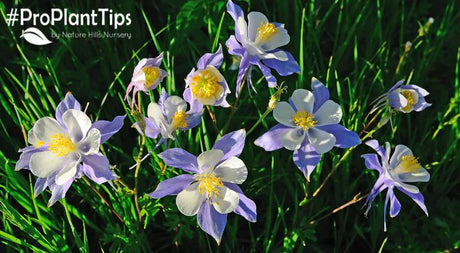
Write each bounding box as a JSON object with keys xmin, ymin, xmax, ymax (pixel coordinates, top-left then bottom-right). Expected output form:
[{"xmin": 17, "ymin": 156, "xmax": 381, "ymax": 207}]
[{"xmin": 0, "ymin": 0, "xmax": 459, "ymax": 252}]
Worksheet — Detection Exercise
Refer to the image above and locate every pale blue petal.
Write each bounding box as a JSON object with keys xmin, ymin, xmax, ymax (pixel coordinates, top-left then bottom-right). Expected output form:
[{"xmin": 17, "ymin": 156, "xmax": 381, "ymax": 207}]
[
  {"xmin": 226, "ymin": 0, "xmax": 244, "ymax": 42},
  {"xmin": 82, "ymin": 153, "xmax": 117, "ymax": 184},
  {"xmin": 158, "ymin": 148, "xmax": 199, "ymax": 173},
  {"xmin": 365, "ymin": 139, "xmax": 386, "ymax": 159},
  {"xmin": 224, "ymin": 183, "xmax": 257, "ymax": 222},
  {"xmin": 361, "ymin": 154, "xmax": 383, "ymax": 173},
  {"xmin": 256, "ymin": 61, "xmax": 277, "ymax": 87},
  {"xmin": 389, "ymin": 187, "xmax": 401, "ymax": 217},
  {"xmin": 148, "ymin": 174, "xmax": 194, "ymax": 198},
  {"xmin": 213, "ymin": 129, "xmax": 246, "ymax": 160},
  {"xmin": 197, "ymin": 201, "xmax": 227, "ymax": 244},
  {"xmin": 91, "ymin": 115, "xmax": 125, "ymax": 144},
  {"xmin": 262, "ymin": 51, "xmax": 300, "ymax": 76},
  {"xmin": 317, "ymin": 124, "xmax": 361, "ymax": 148},
  {"xmin": 33, "ymin": 177, "xmax": 48, "ymax": 197},
  {"xmin": 197, "ymin": 45, "xmax": 223, "ymax": 69},
  {"xmin": 397, "ymin": 186, "xmax": 428, "ymax": 216},
  {"xmin": 293, "ymin": 141, "xmax": 321, "ymax": 180},
  {"xmin": 254, "ymin": 124, "xmax": 291, "ymax": 151},
  {"xmin": 48, "ymin": 179, "xmax": 73, "ymax": 207},
  {"xmin": 55, "ymin": 92, "xmax": 81, "ymax": 126},
  {"xmin": 311, "ymin": 78, "xmax": 330, "ymax": 112}
]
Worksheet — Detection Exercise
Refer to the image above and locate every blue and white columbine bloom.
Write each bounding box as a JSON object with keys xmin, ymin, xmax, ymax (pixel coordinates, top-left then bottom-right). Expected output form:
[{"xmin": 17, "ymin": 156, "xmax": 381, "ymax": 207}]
[
  {"xmin": 255, "ymin": 78, "xmax": 361, "ymax": 180},
  {"xmin": 149, "ymin": 129, "xmax": 256, "ymax": 244},
  {"xmin": 16, "ymin": 93, "xmax": 125, "ymax": 206},
  {"xmin": 183, "ymin": 45, "xmax": 231, "ymax": 113},
  {"xmin": 387, "ymin": 80, "xmax": 431, "ymax": 113},
  {"xmin": 373, "ymin": 80, "xmax": 431, "ymax": 114},
  {"xmin": 362, "ymin": 139, "xmax": 430, "ymax": 231},
  {"xmin": 124, "ymin": 53, "xmax": 168, "ymax": 106},
  {"xmin": 226, "ymin": 0, "xmax": 300, "ymax": 93},
  {"xmin": 136, "ymin": 90, "xmax": 202, "ymax": 141}
]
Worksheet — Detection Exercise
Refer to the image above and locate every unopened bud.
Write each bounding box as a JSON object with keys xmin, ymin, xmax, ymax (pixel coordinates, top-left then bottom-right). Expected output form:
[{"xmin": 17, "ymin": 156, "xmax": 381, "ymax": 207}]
[
  {"xmin": 404, "ymin": 41, "xmax": 412, "ymax": 52},
  {"xmin": 268, "ymin": 82, "xmax": 287, "ymax": 110}
]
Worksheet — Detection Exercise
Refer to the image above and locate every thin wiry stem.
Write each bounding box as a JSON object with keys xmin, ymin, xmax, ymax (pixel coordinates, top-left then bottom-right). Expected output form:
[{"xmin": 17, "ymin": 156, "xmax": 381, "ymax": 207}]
[
  {"xmin": 309, "ymin": 192, "xmax": 369, "ymax": 225},
  {"xmin": 206, "ymin": 105, "xmax": 220, "ymax": 135},
  {"xmin": 134, "ymin": 134, "xmax": 146, "ymax": 223},
  {"xmin": 312, "ymin": 109, "xmax": 384, "ymax": 198},
  {"xmin": 82, "ymin": 177, "xmax": 124, "ymax": 224}
]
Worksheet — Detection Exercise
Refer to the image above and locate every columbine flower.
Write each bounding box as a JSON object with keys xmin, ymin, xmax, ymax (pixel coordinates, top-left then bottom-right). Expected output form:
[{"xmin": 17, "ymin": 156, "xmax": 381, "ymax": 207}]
[
  {"xmin": 135, "ymin": 89, "xmax": 202, "ymax": 141},
  {"xmin": 124, "ymin": 53, "xmax": 168, "ymax": 106},
  {"xmin": 149, "ymin": 129, "xmax": 256, "ymax": 244},
  {"xmin": 362, "ymin": 139, "xmax": 430, "ymax": 231},
  {"xmin": 255, "ymin": 78, "xmax": 361, "ymax": 180},
  {"xmin": 226, "ymin": 0, "xmax": 300, "ymax": 93},
  {"xmin": 386, "ymin": 80, "xmax": 431, "ymax": 113},
  {"xmin": 183, "ymin": 45, "xmax": 231, "ymax": 113},
  {"xmin": 15, "ymin": 92, "xmax": 125, "ymax": 206}
]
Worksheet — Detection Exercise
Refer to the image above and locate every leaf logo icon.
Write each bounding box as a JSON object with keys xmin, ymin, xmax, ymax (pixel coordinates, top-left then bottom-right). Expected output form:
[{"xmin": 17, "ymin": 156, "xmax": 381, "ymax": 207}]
[{"xmin": 20, "ymin": 27, "xmax": 52, "ymax": 46}]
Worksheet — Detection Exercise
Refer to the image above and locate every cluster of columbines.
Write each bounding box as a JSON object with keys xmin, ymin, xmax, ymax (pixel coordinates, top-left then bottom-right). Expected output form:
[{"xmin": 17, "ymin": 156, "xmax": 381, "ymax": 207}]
[{"xmin": 15, "ymin": 0, "xmax": 432, "ymax": 244}]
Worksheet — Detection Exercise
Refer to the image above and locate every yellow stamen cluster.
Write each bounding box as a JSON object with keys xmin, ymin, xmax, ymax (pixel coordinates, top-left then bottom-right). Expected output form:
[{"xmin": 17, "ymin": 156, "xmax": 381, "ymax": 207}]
[
  {"xmin": 292, "ymin": 109, "xmax": 317, "ymax": 130},
  {"xmin": 256, "ymin": 21, "xmax": 279, "ymax": 44},
  {"xmin": 400, "ymin": 90, "xmax": 416, "ymax": 111},
  {"xmin": 190, "ymin": 69, "xmax": 221, "ymax": 99},
  {"xmin": 48, "ymin": 133, "xmax": 76, "ymax": 157},
  {"xmin": 196, "ymin": 173, "xmax": 223, "ymax": 199},
  {"xmin": 171, "ymin": 110, "xmax": 189, "ymax": 130},
  {"xmin": 35, "ymin": 140, "xmax": 45, "ymax": 148},
  {"xmin": 398, "ymin": 155, "xmax": 422, "ymax": 173},
  {"xmin": 142, "ymin": 66, "xmax": 161, "ymax": 89}
]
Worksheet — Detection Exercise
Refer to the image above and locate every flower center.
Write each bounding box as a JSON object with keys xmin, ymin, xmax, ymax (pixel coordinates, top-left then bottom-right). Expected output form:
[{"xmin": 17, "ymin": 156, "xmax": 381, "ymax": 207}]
[
  {"xmin": 397, "ymin": 154, "xmax": 422, "ymax": 173},
  {"xmin": 171, "ymin": 110, "xmax": 189, "ymax": 130},
  {"xmin": 48, "ymin": 133, "xmax": 76, "ymax": 157},
  {"xmin": 142, "ymin": 66, "xmax": 161, "ymax": 89},
  {"xmin": 196, "ymin": 173, "xmax": 223, "ymax": 199},
  {"xmin": 400, "ymin": 90, "xmax": 416, "ymax": 111},
  {"xmin": 256, "ymin": 21, "xmax": 279, "ymax": 44},
  {"xmin": 190, "ymin": 69, "xmax": 221, "ymax": 99},
  {"xmin": 292, "ymin": 109, "xmax": 317, "ymax": 130},
  {"xmin": 35, "ymin": 140, "xmax": 45, "ymax": 148}
]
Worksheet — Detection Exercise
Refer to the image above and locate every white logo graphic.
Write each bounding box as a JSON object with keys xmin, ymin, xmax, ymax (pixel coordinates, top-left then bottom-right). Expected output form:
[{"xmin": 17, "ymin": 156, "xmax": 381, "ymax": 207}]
[{"xmin": 20, "ymin": 27, "xmax": 52, "ymax": 45}]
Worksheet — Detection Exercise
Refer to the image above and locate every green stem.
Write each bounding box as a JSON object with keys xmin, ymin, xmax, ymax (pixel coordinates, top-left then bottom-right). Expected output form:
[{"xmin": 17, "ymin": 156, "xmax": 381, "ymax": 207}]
[
  {"xmin": 206, "ymin": 105, "xmax": 220, "ymax": 135},
  {"xmin": 82, "ymin": 177, "xmax": 124, "ymax": 224},
  {"xmin": 134, "ymin": 135, "xmax": 146, "ymax": 223},
  {"xmin": 222, "ymin": 73, "xmax": 248, "ymax": 134},
  {"xmin": 247, "ymin": 108, "xmax": 272, "ymax": 136}
]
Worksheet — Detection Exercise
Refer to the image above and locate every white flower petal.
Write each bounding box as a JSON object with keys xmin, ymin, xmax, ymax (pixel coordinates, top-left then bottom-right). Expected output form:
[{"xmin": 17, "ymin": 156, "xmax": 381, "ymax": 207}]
[
  {"xmin": 247, "ymin": 12, "xmax": 269, "ymax": 42},
  {"xmin": 164, "ymin": 96, "xmax": 187, "ymax": 119},
  {"xmin": 314, "ymin": 100, "xmax": 342, "ymax": 126},
  {"xmin": 261, "ymin": 26, "xmax": 290, "ymax": 51},
  {"xmin": 78, "ymin": 128, "xmax": 101, "ymax": 155},
  {"xmin": 398, "ymin": 167, "xmax": 430, "ymax": 183},
  {"xmin": 280, "ymin": 128, "xmax": 305, "ymax": 150},
  {"xmin": 211, "ymin": 187, "xmax": 239, "ymax": 214},
  {"xmin": 237, "ymin": 16, "xmax": 248, "ymax": 42},
  {"xmin": 307, "ymin": 127, "xmax": 336, "ymax": 154},
  {"xmin": 290, "ymin": 89, "xmax": 314, "ymax": 113},
  {"xmin": 197, "ymin": 149, "xmax": 224, "ymax": 173},
  {"xmin": 30, "ymin": 151, "xmax": 66, "ymax": 178},
  {"xmin": 62, "ymin": 109, "xmax": 92, "ymax": 142},
  {"xmin": 176, "ymin": 182, "xmax": 204, "ymax": 216},
  {"xmin": 397, "ymin": 181, "xmax": 420, "ymax": 194},
  {"xmin": 214, "ymin": 157, "xmax": 248, "ymax": 184},
  {"xmin": 259, "ymin": 50, "xmax": 288, "ymax": 61},
  {"xmin": 30, "ymin": 117, "xmax": 66, "ymax": 144},
  {"xmin": 389, "ymin": 144, "xmax": 412, "ymax": 169},
  {"xmin": 273, "ymin": 102, "xmax": 296, "ymax": 127},
  {"xmin": 147, "ymin": 102, "xmax": 167, "ymax": 130},
  {"xmin": 55, "ymin": 156, "xmax": 79, "ymax": 185}
]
